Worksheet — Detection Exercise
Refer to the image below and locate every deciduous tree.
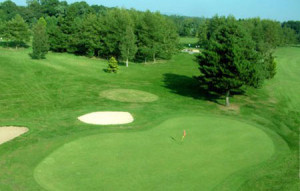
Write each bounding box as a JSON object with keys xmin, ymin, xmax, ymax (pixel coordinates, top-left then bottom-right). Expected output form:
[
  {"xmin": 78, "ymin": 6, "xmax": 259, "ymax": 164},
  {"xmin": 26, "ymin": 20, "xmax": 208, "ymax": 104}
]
[{"xmin": 120, "ymin": 26, "xmax": 137, "ymax": 67}]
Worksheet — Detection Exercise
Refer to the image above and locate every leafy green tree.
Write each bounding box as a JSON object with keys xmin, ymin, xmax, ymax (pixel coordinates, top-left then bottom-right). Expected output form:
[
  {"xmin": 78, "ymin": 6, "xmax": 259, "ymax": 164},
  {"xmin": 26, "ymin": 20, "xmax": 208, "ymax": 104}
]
[
  {"xmin": 120, "ymin": 26, "xmax": 137, "ymax": 67},
  {"xmin": 197, "ymin": 18, "xmax": 264, "ymax": 106},
  {"xmin": 99, "ymin": 8, "xmax": 132, "ymax": 58},
  {"xmin": 136, "ymin": 11, "xmax": 178, "ymax": 62},
  {"xmin": 31, "ymin": 17, "xmax": 49, "ymax": 59},
  {"xmin": 107, "ymin": 56, "xmax": 119, "ymax": 73},
  {"xmin": 282, "ymin": 26, "xmax": 298, "ymax": 44},
  {"xmin": 72, "ymin": 13, "xmax": 101, "ymax": 57},
  {"xmin": 263, "ymin": 52, "xmax": 276, "ymax": 79},
  {"xmin": 71, "ymin": 13, "xmax": 101, "ymax": 57},
  {"xmin": 198, "ymin": 20, "xmax": 208, "ymax": 47},
  {"xmin": 0, "ymin": 0, "xmax": 19, "ymax": 21},
  {"xmin": 4, "ymin": 14, "xmax": 30, "ymax": 48},
  {"xmin": 282, "ymin": 21, "xmax": 300, "ymax": 43},
  {"xmin": 45, "ymin": 16, "xmax": 67, "ymax": 52},
  {"xmin": 261, "ymin": 20, "xmax": 283, "ymax": 48},
  {"xmin": 0, "ymin": 19, "xmax": 5, "ymax": 37},
  {"xmin": 40, "ymin": 0, "xmax": 60, "ymax": 17}
]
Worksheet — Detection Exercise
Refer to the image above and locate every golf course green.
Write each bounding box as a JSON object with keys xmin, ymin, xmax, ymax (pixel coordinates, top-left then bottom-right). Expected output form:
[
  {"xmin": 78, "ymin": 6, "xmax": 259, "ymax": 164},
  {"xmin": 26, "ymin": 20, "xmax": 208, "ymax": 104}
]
[
  {"xmin": 0, "ymin": 46, "xmax": 298, "ymax": 190},
  {"xmin": 34, "ymin": 116, "xmax": 274, "ymax": 191}
]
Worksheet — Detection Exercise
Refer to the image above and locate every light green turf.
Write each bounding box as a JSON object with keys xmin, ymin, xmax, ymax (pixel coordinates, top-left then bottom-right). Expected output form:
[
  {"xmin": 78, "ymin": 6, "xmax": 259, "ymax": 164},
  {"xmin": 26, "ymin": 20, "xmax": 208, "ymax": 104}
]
[
  {"xmin": 100, "ymin": 89, "xmax": 158, "ymax": 103},
  {"xmin": 34, "ymin": 116, "xmax": 274, "ymax": 191},
  {"xmin": 266, "ymin": 47, "xmax": 300, "ymax": 110}
]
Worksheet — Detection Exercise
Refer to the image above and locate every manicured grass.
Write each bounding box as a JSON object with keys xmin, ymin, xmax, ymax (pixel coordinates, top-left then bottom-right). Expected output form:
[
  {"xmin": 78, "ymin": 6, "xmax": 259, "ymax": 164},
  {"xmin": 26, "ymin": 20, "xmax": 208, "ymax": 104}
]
[
  {"xmin": 35, "ymin": 116, "xmax": 274, "ymax": 191},
  {"xmin": 0, "ymin": 46, "xmax": 299, "ymax": 190}
]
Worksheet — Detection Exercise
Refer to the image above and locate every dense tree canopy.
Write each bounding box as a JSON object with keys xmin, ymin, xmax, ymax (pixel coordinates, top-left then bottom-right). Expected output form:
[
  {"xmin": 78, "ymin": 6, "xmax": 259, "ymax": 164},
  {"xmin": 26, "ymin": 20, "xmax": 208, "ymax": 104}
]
[
  {"xmin": 282, "ymin": 21, "xmax": 300, "ymax": 43},
  {"xmin": 197, "ymin": 17, "xmax": 276, "ymax": 106},
  {"xmin": 1, "ymin": 14, "xmax": 30, "ymax": 48}
]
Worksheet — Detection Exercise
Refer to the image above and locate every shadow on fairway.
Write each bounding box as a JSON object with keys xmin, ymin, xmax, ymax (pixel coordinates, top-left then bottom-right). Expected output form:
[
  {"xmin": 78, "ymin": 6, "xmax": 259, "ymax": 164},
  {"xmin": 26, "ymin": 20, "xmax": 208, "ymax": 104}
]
[{"xmin": 163, "ymin": 73, "xmax": 221, "ymax": 104}]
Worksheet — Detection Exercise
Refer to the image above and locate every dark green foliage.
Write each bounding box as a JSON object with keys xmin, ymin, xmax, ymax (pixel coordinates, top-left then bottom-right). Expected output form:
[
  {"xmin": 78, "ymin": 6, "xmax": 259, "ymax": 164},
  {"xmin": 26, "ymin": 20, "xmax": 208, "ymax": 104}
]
[
  {"xmin": 136, "ymin": 11, "xmax": 178, "ymax": 62},
  {"xmin": 98, "ymin": 8, "xmax": 132, "ymax": 58},
  {"xmin": 0, "ymin": 0, "xmax": 18, "ymax": 21},
  {"xmin": 0, "ymin": 0, "xmax": 297, "ymax": 64},
  {"xmin": 40, "ymin": 0, "xmax": 60, "ymax": 17},
  {"xmin": 263, "ymin": 52, "xmax": 277, "ymax": 79},
  {"xmin": 197, "ymin": 17, "xmax": 264, "ymax": 105},
  {"xmin": 31, "ymin": 17, "xmax": 49, "ymax": 59},
  {"xmin": 3, "ymin": 14, "xmax": 30, "ymax": 48},
  {"xmin": 45, "ymin": 16, "xmax": 67, "ymax": 52},
  {"xmin": 72, "ymin": 13, "xmax": 101, "ymax": 57},
  {"xmin": 282, "ymin": 21, "xmax": 300, "ymax": 43},
  {"xmin": 282, "ymin": 27, "xmax": 298, "ymax": 44},
  {"xmin": 120, "ymin": 26, "xmax": 137, "ymax": 67},
  {"xmin": 168, "ymin": 15, "xmax": 205, "ymax": 37},
  {"xmin": 106, "ymin": 56, "xmax": 119, "ymax": 73}
]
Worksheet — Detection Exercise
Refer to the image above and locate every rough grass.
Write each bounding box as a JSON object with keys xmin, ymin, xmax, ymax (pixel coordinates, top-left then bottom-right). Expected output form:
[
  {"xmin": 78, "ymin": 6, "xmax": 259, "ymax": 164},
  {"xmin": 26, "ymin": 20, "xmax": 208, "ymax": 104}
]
[{"xmin": 0, "ymin": 46, "xmax": 299, "ymax": 190}]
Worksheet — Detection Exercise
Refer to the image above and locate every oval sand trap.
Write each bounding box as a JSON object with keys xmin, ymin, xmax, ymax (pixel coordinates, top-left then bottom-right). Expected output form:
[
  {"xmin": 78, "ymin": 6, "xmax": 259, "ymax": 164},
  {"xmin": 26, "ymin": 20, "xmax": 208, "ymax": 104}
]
[
  {"xmin": 100, "ymin": 89, "xmax": 158, "ymax": 103},
  {"xmin": 35, "ymin": 116, "xmax": 274, "ymax": 191},
  {"xmin": 0, "ymin": 126, "xmax": 28, "ymax": 145},
  {"xmin": 78, "ymin": 112, "xmax": 134, "ymax": 125}
]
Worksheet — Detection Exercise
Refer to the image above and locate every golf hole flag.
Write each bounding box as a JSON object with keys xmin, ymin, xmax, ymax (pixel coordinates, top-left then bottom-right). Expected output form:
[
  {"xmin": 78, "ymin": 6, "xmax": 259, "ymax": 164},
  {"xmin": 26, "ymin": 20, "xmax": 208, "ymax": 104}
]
[{"xmin": 182, "ymin": 130, "xmax": 186, "ymax": 141}]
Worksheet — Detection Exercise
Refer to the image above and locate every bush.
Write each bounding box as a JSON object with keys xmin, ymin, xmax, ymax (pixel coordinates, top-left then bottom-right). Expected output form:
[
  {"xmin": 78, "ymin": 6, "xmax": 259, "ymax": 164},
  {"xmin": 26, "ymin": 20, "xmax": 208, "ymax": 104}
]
[{"xmin": 106, "ymin": 57, "xmax": 119, "ymax": 73}]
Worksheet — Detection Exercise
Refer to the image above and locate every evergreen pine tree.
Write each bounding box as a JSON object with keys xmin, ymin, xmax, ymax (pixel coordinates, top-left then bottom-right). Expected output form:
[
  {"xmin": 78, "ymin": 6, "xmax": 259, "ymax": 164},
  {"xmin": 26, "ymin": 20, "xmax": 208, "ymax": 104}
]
[
  {"xmin": 31, "ymin": 17, "xmax": 49, "ymax": 59},
  {"xmin": 197, "ymin": 18, "xmax": 263, "ymax": 106},
  {"xmin": 4, "ymin": 14, "xmax": 30, "ymax": 48},
  {"xmin": 107, "ymin": 57, "xmax": 119, "ymax": 73}
]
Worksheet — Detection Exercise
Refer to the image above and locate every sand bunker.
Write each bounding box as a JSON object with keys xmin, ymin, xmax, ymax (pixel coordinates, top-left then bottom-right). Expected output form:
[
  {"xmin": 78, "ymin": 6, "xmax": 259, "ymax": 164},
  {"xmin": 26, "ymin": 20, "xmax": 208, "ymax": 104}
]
[
  {"xmin": 100, "ymin": 89, "xmax": 158, "ymax": 103},
  {"xmin": 0, "ymin": 126, "xmax": 28, "ymax": 145},
  {"xmin": 78, "ymin": 112, "xmax": 134, "ymax": 125}
]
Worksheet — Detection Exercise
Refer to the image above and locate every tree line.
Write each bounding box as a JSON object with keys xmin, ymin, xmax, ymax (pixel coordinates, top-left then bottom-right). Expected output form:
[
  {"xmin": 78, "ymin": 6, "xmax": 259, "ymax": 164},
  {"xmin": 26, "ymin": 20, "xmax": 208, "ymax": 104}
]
[
  {"xmin": 0, "ymin": 0, "xmax": 178, "ymax": 64},
  {"xmin": 169, "ymin": 15, "xmax": 300, "ymax": 45},
  {"xmin": 0, "ymin": 0, "xmax": 299, "ymax": 65}
]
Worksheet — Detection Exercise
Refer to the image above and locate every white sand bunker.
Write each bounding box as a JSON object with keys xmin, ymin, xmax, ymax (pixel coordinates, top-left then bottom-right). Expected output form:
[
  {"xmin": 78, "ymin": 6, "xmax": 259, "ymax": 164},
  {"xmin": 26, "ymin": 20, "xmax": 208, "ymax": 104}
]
[
  {"xmin": 100, "ymin": 89, "xmax": 158, "ymax": 103},
  {"xmin": 0, "ymin": 126, "xmax": 28, "ymax": 145},
  {"xmin": 78, "ymin": 112, "xmax": 134, "ymax": 125}
]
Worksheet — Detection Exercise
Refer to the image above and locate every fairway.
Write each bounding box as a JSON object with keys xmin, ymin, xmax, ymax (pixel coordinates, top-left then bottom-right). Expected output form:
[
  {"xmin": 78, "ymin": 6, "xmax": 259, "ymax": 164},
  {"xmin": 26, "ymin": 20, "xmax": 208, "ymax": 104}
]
[{"xmin": 34, "ymin": 116, "xmax": 274, "ymax": 191}]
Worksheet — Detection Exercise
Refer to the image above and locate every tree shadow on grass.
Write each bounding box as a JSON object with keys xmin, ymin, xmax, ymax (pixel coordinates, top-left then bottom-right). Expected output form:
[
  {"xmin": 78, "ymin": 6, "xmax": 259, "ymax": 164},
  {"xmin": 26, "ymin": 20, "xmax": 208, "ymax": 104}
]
[
  {"xmin": 163, "ymin": 73, "xmax": 221, "ymax": 104},
  {"xmin": 0, "ymin": 41, "xmax": 29, "ymax": 48}
]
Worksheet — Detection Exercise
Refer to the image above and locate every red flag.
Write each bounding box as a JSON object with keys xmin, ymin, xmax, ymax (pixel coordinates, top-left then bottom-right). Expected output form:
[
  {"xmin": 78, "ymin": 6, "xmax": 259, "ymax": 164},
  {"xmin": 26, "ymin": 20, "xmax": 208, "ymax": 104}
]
[{"xmin": 183, "ymin": 130, "xmax": 186, "ymax": 137}]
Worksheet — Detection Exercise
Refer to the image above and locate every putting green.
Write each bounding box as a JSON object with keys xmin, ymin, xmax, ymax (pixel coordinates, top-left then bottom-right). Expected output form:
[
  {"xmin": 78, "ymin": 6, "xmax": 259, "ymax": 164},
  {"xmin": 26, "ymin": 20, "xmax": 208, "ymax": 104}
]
[
  {"xmin": 34, "ymin": 116, "xmax": 274, "ymax": 191},
  {"xmin": 100, "ymin": 89, "xmax": 158, "ymax": 103}
]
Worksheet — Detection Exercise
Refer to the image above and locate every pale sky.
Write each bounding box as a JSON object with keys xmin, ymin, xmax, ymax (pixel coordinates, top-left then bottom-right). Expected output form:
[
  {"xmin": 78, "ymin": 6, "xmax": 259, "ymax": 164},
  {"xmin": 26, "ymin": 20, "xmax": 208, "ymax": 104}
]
[{"xmin": 3, "ymin": 0, "xmax": 300, "ymax": 21}]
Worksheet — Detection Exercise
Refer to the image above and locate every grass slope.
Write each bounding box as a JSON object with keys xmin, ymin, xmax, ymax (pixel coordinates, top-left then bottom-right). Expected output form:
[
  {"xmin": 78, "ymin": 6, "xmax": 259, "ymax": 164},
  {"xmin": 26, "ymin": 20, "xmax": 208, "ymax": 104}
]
[{"xmin": 0, "ymin": 47, "xmax": 299, "ymax": 190}]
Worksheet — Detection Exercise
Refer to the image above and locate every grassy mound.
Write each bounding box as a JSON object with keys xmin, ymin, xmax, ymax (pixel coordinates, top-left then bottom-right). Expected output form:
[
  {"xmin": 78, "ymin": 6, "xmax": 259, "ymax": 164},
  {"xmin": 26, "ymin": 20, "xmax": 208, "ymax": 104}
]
[
  {"xmin": 34, "ymin": 116, "xmax": 274, "ymax": 191},
  {"xmin": 100, "ymin": 89, "xmax": 158, "ymax": 103}
]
